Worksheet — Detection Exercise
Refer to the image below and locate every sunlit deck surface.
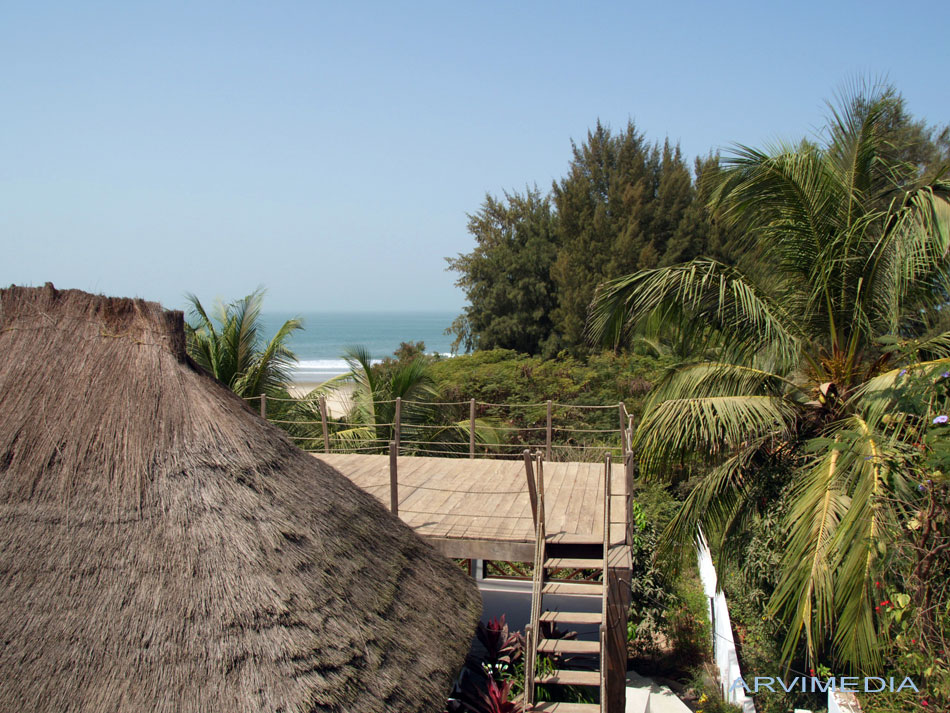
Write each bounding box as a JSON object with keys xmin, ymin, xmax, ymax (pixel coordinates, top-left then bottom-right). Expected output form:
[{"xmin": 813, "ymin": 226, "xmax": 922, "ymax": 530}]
[{"xmin": 313, "ymin": 453, "xmax": 627, "ymax": 561}]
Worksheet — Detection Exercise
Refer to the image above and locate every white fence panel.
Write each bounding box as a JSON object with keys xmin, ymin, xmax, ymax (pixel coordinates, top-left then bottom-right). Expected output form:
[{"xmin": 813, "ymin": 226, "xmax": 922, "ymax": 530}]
[{"xmin": 696, "ymin": 531, "xmax": 756, "ymax": 713}]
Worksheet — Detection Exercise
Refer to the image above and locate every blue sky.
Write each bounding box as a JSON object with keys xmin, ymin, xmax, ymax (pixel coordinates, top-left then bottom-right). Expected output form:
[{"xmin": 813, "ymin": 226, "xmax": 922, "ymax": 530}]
[{"xmin": 1, "ymin": 1, "xmax": 946, "ymax": 312}]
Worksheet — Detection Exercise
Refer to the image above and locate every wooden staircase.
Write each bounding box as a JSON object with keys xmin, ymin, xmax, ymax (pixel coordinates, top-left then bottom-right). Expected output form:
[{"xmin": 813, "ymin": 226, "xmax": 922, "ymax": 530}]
[{"xmin": 524, "ymin": 455, "xmax": 611, "ymax": 712}]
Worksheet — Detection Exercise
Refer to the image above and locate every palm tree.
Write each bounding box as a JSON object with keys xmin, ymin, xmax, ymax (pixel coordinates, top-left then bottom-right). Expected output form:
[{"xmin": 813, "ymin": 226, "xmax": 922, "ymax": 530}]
[
  {"xmin": 185, "ymin": 288, "xmax": 302, "ymax": 398},
  {"xmin": 301, "ymin": 346, "xmax": 497, "ymax": 454},
  {"xmin": 588, "ymin": 84, "xmax": 950, "ymax": 672}
]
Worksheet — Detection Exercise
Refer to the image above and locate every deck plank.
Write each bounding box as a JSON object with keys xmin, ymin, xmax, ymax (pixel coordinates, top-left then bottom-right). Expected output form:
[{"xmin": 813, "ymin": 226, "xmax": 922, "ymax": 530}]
[
  {"xmin": 563, "ymin": 461, "xmax": 592, "ymax": 543},
  {"xmin": 487, "ymin": 459, "xmax": 534, "ymax": 542},
  {"xmin": 455, "ymin": 459, "xmax": 520, "ymax": 541},
  {"xmin": 311, "ymin": 453, "xmax": 626, "ymax": 549}
]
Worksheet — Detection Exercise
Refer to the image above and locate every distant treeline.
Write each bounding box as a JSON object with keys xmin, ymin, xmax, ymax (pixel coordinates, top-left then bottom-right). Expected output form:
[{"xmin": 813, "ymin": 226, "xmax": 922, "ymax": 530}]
[{"xmin": 447, "ymin": 106, "xmax": 949, "ymax": 358}]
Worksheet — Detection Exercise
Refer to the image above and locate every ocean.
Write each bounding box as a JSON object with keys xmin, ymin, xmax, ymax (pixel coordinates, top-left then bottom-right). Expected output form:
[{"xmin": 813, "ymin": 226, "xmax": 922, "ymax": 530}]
[{"xmin": 259, "ymin": 311, "xmax": 459, "ymax": 382}]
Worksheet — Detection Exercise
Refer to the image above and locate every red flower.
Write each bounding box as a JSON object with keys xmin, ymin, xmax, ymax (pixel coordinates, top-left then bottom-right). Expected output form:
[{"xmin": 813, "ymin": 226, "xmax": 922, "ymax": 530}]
[
  {"xmin": 875, "ymin": 606, "xmax": 881, "ymax": 611},
  {"xmin": 875, "ymin": 581, "xmax": 881, "ymax": 588}
]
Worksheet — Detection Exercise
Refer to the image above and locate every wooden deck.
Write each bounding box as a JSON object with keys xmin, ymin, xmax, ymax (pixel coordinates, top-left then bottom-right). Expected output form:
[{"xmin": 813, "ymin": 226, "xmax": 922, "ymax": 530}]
[{"xmin": 314, "ymin": 453, "xmax": 628, "ymax": 561}]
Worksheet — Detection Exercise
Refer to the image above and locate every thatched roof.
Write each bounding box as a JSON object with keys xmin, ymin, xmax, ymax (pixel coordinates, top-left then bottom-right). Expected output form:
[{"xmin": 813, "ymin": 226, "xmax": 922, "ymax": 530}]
[{"xmin": 0, "ymin": 284, "xmax": 481, "ymax": 713}]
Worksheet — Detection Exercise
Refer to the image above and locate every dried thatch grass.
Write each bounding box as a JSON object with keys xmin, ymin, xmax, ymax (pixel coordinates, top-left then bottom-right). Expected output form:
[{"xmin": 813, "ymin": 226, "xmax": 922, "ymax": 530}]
[{"xmin": 0, "ymin": 284, "xmax": 481, "ymax": 713}]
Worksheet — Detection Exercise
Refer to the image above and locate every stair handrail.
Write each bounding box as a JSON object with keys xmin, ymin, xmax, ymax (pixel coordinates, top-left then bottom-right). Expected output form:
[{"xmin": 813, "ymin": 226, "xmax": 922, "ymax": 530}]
[{"xmin": 525, "ymin": 452, "xmax": 546, "ymax": 708}]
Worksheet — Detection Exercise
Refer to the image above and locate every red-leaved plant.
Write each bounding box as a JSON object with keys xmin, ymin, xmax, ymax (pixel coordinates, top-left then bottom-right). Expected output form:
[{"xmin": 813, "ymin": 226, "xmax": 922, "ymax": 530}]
[
  {"xmin": 476, "ymin": 615, "xmax": 524, "ymax": 671},
  {"xmin": 465, "ymin": 674, "xmax": 523, "ymax": 713}
]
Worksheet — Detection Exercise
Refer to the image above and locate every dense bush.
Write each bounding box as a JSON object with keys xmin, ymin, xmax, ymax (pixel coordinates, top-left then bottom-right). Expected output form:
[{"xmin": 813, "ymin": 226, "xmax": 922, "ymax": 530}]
[
  {"xmin": 626, "ymin": 482, "xmax": 714, "ymax": 683},
  {"xmin": 428, "ymin": 349, "xmax": 669, "ymax": 457},
  {"xmin": 430, "ymin": 349, "xmax": 667, "ymax": 409}
]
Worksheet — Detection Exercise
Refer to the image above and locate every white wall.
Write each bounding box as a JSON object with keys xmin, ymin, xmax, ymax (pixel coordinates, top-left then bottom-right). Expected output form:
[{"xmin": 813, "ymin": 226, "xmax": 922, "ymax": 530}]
[
  {"xmin": 696, "ymin": 532, "xmax": 756, "ymax": 713},
  {"xmin": 828, "ymin": 689, "xmax": 863, "ymax": 713}
]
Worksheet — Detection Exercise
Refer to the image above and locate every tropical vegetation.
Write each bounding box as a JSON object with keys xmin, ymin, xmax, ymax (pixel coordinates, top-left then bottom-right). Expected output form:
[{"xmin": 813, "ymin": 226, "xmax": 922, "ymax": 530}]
[
  {"xmin": 288, "ymin": 345, "xmax": 499, "ymax": 455},
  {"xmin": 588, "ymin": 82, "xmax": 950, "ymax": 679},
  {"xmin": 186, "ymin": 80, "xmax": 950, "ymax": 710},
  {"xmin": 184, "ymin": 288, "xmax": 301, "ymax": 398}
]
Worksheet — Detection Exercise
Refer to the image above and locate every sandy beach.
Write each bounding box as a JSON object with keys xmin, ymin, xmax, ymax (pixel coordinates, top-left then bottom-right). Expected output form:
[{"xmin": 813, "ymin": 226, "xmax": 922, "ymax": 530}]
[{"xmin": 288, "ymin": 381, "xmax": 354, "ymax": 418}]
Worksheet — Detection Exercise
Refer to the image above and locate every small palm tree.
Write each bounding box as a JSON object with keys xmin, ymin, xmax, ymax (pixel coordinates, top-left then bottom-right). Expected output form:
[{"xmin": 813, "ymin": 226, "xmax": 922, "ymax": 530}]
[
  {"xmin": 185, "ymin": 288, "xmax": 302, "ymax": 398},
  {"xmin": 588, "ymin": 83, "xmax": 950, "ymax": 672},
  {"xmin": 306, "ymin": 346, "xmax": 497, "ymax": 454}
]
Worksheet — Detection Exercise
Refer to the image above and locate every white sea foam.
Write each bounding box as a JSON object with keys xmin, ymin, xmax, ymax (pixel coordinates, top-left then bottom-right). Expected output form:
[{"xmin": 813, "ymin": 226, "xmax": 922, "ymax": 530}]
[
  {"xmin": 292, "ymin": 358, "xmax": 380, "ymax": 381},
  {"xmin": 296, "ymin": 359, "xmax": 361, "ymax": 371},
  {"xmin": 292, "ymin": 354, "xmax": 454, "ymax": 381}
]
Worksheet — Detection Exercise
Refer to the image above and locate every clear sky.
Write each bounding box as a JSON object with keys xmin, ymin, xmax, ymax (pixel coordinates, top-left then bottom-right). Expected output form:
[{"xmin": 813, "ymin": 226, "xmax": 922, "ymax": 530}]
[{"xmin": 1, "ymin": 1, "xmax": 946, "ymax": 313}]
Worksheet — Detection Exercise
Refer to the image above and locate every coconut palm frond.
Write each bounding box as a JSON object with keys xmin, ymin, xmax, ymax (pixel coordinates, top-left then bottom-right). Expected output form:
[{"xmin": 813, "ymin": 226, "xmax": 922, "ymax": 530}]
[
  {"xmin": 634, "ymin": 394, "xmax": 797, "ymax": 476},
  {"xmin": 645, "ymin": 361, "xmax": 803, "ymax": 408},
  {"xmin": 656, "ymin": 443, "xmax": 763, "ymax": 566},
  {"xmin": 235, "ymin": 316, "xmax": 303, "ymax": 397},
  {"xmin": 853, "ymin": 357, "xmax": 950, "ymax": 423},
  {"xmin": 184, "ymin": 289, "xmax": 301, "ymax": 398},
  {"xmin": 769, "ymin": 441, "xmax": 850, "ymax": 667},
  {"xmin": 588, "ymin": 259, "xmax": 803, "ymax": 364},
  {"xmin": 329, "ymin": 426, "xmax": 380, "ymax": 451},
  {"xmin": 866, "ymin": 188, "xmax": 950, "ymax": 331},
  {"xmin": 827, "ymin": 415, "xmax": 899, "ymax": 672}
]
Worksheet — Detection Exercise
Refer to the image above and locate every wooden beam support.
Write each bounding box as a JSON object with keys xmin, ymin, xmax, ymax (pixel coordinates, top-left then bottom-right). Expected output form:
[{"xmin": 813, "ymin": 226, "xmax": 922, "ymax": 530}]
[
  {"xmin": 319, "ymin": 396, "xmax": 330, "ymax": 454},
  {"xmin": 618, "ymin": 402, "xmax": 626, "ymax": 459},
  {"xmin": 388, "ymin": 441, "xmax": 398, "ymax": 515},
  {"xmin": 545, "ymin": 400, "xmax": 553, "ymax": 461},
  {"xmin": 394, "ymin": 397, "xmax": 402, "ymax": 451},
  {"xmin": 469, "ymin": 398, "xmax": 476, "ymax": 458},
  {"xmin": 523, "ymin": 449, "xmax": 538, "ymax": 527},
  {"xmin": 424, "ymin": 536, "xmax": 534, "ymax": 562}
]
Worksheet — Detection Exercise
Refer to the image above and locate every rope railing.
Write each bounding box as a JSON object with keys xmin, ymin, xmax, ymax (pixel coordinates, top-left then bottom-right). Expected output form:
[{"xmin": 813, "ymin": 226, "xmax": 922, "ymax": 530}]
[
  {"xmin": 552, "ymin": 426, "xmax": 618, "ymax": 434},
  {"xmin": 245, "ymin": 394, "xmax": 629, "ymax": 411},
  {"xmin": 243, "ymin": 393, "xmax": 634, "ymax": 461}
]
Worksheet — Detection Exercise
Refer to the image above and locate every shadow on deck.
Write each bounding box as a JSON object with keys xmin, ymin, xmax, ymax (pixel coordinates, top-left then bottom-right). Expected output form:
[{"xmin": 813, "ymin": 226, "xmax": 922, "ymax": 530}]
[{"xmin": 313, "ymin": 453, "xmax": 628, "ymax": 561}]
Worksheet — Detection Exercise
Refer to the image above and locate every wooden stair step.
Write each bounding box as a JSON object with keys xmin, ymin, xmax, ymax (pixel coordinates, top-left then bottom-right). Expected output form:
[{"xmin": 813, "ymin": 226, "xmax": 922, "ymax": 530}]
[
  {"xmin": 545, "ymin": 533, "xmax": 602, "ymax": 545},
  {"xmin": 544, "ymin": 557, "xmax": 603, "ymax": 570},
  {"xmin": 542, "ymin": 581, "xmax": 602, "ymax": 596},
  {"xmin": 530, "ymin": 702, "xmax": 600, "ymax": 712},
  {"xmin": 539, "ymin": 611, "xmax": 603, "ymax": 625},
  {"xmin": 536, "ymin": 639, "xmax": 600, "ymax": 655},
  {"xmin": 535, "ymin": 669, "xmax": 601, "ymax": 686}
]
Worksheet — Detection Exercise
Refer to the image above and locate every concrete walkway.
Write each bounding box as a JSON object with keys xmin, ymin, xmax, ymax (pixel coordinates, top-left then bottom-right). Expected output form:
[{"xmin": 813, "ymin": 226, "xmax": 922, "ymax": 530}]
[{"xmin": 625, "ymin": 671, "xmax": 693, "ymax": 713}]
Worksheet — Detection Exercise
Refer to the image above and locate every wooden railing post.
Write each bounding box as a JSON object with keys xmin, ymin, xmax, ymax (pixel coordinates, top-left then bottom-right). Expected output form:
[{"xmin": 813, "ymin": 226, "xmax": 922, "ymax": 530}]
[
  {"xmin": 625, "ymin": 451, "xmax": 634, "ymax": 546},
  {"xmin": 469, "ymin": 398, "xmax": 476, "ymax": 459},
  {"xmin": 389, "ymin": 441, "xmax": 398, "ymax": 515},
  {"xmin": 545, "ymin": 400, "xmax": 553, "ymax": 461},
  {"xmin": 523, "ymin": 449, "xmax": 538, "ymax": 526},
  {"xmin": 394, "ymin": 397, "xmax": 402, "ymax": 453},
  {"xmin": 319, "ymin": 396, "xmax": 330, "ymax": 454},
  {"xmin": 604, "ymin": 452, "xmax": 612, "ymax": 554},
  {"xmin": 618, "ymin": 402, "xmax": 627, "ymax": 459},
  {"xmin": 536, "ymin": 452, "xmax": 545, "ymax": 521},
  {"xmin": 628, "ymin": 414, "xmax": 634, "ymax": 453},
  {"xmin": 524, "ymin": 623, "xmax": 534, "ymax": 707},
  {"xmin": 260, "ymin": 393, "xmax": 267, "ymax": 419}
]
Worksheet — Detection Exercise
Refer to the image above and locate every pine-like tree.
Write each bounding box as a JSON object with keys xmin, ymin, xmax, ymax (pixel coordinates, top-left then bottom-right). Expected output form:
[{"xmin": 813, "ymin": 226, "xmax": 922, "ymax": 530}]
[{"xmin": 446, "ymin": 188, "xmax": 559, "ymax": 355}]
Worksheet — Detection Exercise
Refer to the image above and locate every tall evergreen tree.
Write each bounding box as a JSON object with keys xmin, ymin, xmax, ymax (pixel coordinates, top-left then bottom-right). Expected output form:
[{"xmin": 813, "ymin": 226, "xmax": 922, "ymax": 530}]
[
  {"xmin": 446, "ymin": 188, "xmax": 559, "ymax": 355},
  {"xmin": 551, "ymin": 122, "xmax": 697, "ymax": 348},
  {"xmin": 644, "ymin": 140, "xmax": 694, "ymax": 266},
  {"xmin": 663, "ymin": 154, "xmax": 741, "ymax": 267}
]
